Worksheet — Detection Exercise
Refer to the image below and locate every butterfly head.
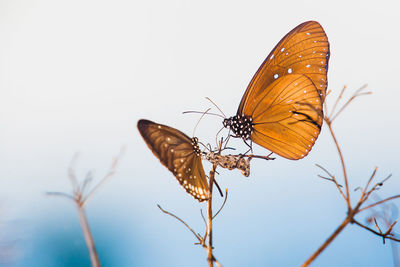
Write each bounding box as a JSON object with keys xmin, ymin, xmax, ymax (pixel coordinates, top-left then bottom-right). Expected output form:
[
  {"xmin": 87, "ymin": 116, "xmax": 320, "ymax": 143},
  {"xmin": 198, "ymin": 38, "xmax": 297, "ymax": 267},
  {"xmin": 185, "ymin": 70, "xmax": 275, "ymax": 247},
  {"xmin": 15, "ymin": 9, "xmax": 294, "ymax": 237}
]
[
  {"xmin": 191, "ymin": 137, "xmax": 201, "ymax": 156},
  {"xmin": 223, "ymin": 115, "xmax": 253, "ymax": 140}
]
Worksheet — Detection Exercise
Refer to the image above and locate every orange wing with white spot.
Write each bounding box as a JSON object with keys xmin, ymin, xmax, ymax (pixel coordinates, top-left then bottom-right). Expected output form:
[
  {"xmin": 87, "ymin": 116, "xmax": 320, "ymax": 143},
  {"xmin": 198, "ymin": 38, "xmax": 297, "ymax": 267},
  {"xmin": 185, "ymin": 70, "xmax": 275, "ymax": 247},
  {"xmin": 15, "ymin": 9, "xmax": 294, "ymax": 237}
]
[
  {"xmin": 238, "ymin": 21, "xmax": 329, "ymax": 114},
  {"xmin": 137, "ymin": 119, "xmax": 209, "ymax": 202},
  {"xmin": 246, "ymin": 74, "xmax": 323, "ymax": 159}
]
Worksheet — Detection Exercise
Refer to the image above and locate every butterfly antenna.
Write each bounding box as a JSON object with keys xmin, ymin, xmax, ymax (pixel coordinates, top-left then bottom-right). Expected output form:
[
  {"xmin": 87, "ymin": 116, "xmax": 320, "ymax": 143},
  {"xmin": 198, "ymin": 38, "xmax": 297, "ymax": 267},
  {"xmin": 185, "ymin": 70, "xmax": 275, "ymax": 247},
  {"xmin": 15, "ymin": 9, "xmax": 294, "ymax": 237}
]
[
  {"xmin": 214, "ymin": 126, "xmax": 225, "ymax": 149},
  {"xmin": 205, "ymin": 97, "xmax": 226, "ymax": 118},
  {"xmin": 183, "ymin": 110, "xmax": 225, "ymax": 118},
  {"xmin": 192, "ymin": 108, "xmax": 211, "ymax": 137}
]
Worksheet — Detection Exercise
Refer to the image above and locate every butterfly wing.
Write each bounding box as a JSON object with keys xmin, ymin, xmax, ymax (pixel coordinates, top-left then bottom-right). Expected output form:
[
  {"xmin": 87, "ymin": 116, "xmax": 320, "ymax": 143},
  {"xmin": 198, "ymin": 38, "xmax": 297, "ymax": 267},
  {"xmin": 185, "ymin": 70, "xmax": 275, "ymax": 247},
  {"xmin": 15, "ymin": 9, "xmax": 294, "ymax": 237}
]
[
  {"xmin": 246, "ymin": 74, "xmax": 322, "ymax": 159},
  {"xmin": 137, "ymin": 119, "xmax": 209, "ymax": 202},
  {"xmin": 238, "ymin": 21, "xmax": 329, "ymax": 113}
]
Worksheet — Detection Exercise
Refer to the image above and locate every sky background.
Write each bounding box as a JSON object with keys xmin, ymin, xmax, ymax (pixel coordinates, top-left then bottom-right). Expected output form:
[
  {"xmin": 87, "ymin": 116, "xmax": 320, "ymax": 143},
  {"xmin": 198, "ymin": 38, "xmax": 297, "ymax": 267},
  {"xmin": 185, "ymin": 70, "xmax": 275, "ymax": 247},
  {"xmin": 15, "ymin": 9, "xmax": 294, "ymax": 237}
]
[{"xmin": 1, "ymin": 0, "xmax": 400, "ymax": 266}]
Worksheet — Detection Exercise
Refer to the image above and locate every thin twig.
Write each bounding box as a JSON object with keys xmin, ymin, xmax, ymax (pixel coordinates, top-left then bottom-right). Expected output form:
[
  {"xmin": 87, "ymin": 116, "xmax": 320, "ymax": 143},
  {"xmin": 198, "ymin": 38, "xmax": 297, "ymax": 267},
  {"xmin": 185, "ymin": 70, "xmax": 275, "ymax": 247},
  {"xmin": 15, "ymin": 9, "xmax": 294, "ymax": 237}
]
[
  {"xmin": 82, "ymin": 147, "xmax": 125, "ymax": 206},
  {"xmin": 330, "ymin": 85, "xmax": 370, "ymax": 122},
  {"xmin": 157, "ymin": 205, "xmax": 202, "ymax": 242},
  {"xmin": 213, "ymin": 189, "xmax": 228, "ymax": 219},
  {"xmin": 45, "ymin": 192, "xmax": 75, "ymax": 201},
  {"xmin": 361, "ymin": 167, "xmax": 378, "ymax": 196},
  {"xmin": 301, "ymin": 216, "xmax": 353, "ymax": 267},
  {"xmin": 77, "ymin": 204, "xmax": 100, "ymax": 267},
  {"xmin": 328, "ymin": 86, "xmax": 346, "ymax": 119},
  {"xmin": 352, "ymin": 219, "xmax": 400, "ymax": 242},
  {"xmin": 359, "ymin": 195, "xmax": 400, "ymax": 213},
  {"xmin": 325, "ymin": 121, "xmax": 351, "ymax": 211},
  {"xmin": 207, "ymin": 162, "xmax": 218, "ymax": 267},
  {"xmin": 316, "ymin": 164, "xmax": 346, "ymax": 201}
]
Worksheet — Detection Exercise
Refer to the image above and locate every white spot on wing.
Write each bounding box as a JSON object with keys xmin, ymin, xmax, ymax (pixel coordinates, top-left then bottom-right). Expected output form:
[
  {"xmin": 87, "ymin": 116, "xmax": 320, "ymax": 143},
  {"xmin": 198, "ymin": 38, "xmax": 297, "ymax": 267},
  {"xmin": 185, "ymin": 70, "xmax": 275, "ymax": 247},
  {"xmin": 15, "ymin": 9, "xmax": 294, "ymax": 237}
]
[
  {"xmin": 281, "ymin": 48, "xmax": 285, "ymax": 52},
  {"xmin": 274, "ymin": 74, "xmax": 279, "ymax": 79},
  {"xmin": 306, "ymin": 64, "xmax": 311, "ymax": 68},
  {"xmin": 288, "ymin": 68, "xmax": 292, "ymax": 73},
  {"xmin": 270, "ymin": 54, "xmax": 274, "ymax": 60}
]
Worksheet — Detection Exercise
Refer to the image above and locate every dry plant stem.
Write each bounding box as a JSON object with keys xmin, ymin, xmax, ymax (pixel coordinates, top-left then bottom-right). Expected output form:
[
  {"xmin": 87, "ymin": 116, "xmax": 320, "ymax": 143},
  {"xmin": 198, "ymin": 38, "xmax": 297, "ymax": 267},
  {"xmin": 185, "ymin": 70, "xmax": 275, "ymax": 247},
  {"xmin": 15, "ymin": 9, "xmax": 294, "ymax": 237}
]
[
  {"xmin": 47, "ymin": 150, "xmax": 123, "ymax": 267},
  {"xmin": 326, "ymin": 121, "xmax": 350, "ymax": 210},
  {"xmin": 303, "ymin": 87, "xmax": 400, "ymax": 266},
  {"xmin": 301, "ymin": 216, "xmax": 352, "ymax": 267},
  {"xmin": 76, "ymin": 202, "xmax": 100, "ymax": 267},
  {"xmin": 207, "ymin": 163, "xmax": 218, "ymax": 267}
]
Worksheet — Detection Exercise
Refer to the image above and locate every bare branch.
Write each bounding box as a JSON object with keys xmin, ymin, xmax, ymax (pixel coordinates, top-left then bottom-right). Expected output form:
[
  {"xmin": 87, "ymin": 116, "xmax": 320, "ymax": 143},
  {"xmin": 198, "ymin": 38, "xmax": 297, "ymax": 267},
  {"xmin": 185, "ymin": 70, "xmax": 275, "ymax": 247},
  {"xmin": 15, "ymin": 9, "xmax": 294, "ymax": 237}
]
[
  {"xmin": 324, "ymin": 119, "xmax": 351, "ymax": 211},
  {"xmin": 82, "ymin": 146, "xmax": 125, "ymax": 206},
  {"xmin": 316, "ymin": 164, "xmax": 346, "ymax": 201},
  {"xmin": 45, "ymin": 191, "xmax": 75, "ymax": 201},
  {"xmin": 158, "ymin": 204, "xmax": 202, "ymax": 243},
  {"xmin": 328, "ymin": 86, "xmax": 346, "ymax": 119},
  {"xmin": 362, "ymin": 174, "xmax": 393, "ymax": 203},
  {"xmin": 213, "ymin": 189, "xmax": 228, "ymax": 219},
  {"xmin": 68, "ymin": 152, "xmax": 80, "ymax": 192},
  {"xmin": 359, "ymin": 195, "xmax": 400, "ymax": 213},
  {"xmin": 330, "ymin": 84, "xmax": 371, "ymax": 122},
  {"xmin": 352, "ymin": 219, "xmax": 400, "ymax": 243}
]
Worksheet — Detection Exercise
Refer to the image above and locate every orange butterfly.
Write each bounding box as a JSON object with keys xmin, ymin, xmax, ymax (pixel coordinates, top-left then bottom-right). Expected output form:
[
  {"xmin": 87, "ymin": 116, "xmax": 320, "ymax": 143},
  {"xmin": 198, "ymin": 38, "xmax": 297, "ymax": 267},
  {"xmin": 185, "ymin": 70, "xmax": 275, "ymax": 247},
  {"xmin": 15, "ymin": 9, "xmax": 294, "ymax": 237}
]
[
  {"xmin": 223, "ymin": 21, "xmax": 330, "ymax": 160},
  {"xmin": 138, "ymin": 119, "xmax": 209, "ymax": 202}
]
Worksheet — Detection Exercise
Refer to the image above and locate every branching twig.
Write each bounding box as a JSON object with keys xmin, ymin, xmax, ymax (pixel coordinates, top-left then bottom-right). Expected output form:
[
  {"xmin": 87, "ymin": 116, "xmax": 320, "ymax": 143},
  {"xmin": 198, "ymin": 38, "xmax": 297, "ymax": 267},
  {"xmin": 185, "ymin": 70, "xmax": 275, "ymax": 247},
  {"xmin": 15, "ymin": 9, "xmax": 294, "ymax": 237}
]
[
  {"xmin": 47, "ymin": 148, "xmax": 124, "ymax": 267},
  {"xmin": 303, "ymin": 86, "xmax": 400, "ymax": 266},
  {"xmin": 213, "ymin": 189, "xmax": 228, "ymax": 219},
  {"xmin": 158, "ymin": 205, "xmax": 203, "ymax": 242}
]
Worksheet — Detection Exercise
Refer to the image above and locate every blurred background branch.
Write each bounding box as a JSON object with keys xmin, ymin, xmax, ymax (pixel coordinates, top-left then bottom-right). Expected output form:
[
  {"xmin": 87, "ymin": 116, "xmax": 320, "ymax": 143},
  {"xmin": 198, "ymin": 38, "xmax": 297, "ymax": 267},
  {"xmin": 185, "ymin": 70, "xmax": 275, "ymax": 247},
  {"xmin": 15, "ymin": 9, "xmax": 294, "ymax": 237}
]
[{"xmin": 46, "ymin": 147, "xmax": 125, "ymax": 267}]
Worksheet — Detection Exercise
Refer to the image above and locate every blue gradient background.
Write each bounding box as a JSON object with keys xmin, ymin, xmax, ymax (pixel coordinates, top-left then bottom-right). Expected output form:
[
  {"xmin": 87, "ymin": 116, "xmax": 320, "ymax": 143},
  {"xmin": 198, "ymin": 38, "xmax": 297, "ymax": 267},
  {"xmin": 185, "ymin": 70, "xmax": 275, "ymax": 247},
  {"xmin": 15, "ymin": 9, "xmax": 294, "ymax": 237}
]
[{"xmin": 1, "ymin": 0, "xmax": 400, "ymax": 266}]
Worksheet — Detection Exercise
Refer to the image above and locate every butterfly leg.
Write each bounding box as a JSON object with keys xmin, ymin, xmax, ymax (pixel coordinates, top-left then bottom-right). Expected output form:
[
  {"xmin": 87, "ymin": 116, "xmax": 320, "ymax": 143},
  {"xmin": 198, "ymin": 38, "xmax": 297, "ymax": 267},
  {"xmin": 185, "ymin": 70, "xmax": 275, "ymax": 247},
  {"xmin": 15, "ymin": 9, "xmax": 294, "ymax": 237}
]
[{"xmin": 242, "ymin": 139, "xmax": 253, "ymax": 154}]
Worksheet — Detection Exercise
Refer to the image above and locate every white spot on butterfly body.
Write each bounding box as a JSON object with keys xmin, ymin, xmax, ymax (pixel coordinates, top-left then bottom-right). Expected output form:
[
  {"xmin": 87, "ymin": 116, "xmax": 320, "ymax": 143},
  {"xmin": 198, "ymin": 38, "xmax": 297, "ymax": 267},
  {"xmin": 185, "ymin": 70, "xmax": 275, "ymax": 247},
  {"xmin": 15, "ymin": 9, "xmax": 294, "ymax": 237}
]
[
  {"xmin": 274, "ymin": 74, "xmax": 279, "ymax": 79},
  {"xmin": 281, "ymin": 48, "xmax": 285, "ymax": 52},
  {"xmin": 288, "ymin": 68, "xmax": 292, "ymax": 73}
]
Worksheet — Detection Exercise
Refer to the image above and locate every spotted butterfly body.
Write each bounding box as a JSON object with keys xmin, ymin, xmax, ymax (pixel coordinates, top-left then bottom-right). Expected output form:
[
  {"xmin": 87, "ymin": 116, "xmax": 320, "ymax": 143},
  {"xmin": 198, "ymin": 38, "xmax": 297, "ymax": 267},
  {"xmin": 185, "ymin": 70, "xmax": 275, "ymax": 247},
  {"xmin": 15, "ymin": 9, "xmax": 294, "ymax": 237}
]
[
  {"xmin": 224, "ymin": 21, "xmax": 330, "ymax": 160},
  {"xmin": 137, "ymin": 119, "xmax": 209, "ymax": 202}
]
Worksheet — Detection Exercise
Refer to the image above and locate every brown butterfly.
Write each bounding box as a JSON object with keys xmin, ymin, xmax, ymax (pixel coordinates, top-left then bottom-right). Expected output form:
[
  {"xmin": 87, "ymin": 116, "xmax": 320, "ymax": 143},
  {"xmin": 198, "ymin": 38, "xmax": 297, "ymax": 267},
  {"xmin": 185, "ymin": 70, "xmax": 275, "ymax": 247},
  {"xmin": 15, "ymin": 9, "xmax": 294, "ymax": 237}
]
[
  {"xmin": 137, "ymin": 119, "xmax": 209, "ymax": 202},
  {"xmin": 223, "ymin": 21, "xmax": 330, "ymax": 160}
]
